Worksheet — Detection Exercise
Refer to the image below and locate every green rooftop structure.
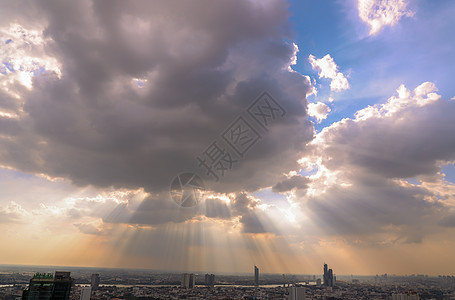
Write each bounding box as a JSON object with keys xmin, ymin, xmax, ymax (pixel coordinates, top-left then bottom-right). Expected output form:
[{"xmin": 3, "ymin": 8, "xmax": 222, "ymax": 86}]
[{"xmin": 22, "ymin": 271, "xmax": 73, "ymax": 300}]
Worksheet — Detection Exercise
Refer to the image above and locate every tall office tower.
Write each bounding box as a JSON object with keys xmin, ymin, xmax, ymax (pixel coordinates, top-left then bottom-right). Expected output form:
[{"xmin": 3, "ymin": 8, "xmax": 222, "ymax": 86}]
[
  {"xmin": 288, "ymin": 286, "xmax": 306, "ymax": 300},
  {"xmin": 22, "ymin": 273, "xmax": 54, "ymax": 300},
  {"xmin": 327, "ymin": 269, "xmax": 334, "ymax": 287},
  {"xmin": 181, "ymin": 273, "xmax": 195, "ymax": 289},
  {"xmin": 90, "ymin": 274, "xmax": 100, "ymax": 291},
  {"xmin": 22, "ymin": 271, "xmax": 73, "ymax": 300},
  {"xmin": 323, "ymin": 263, "xmax": 334, "ymax": 287},
  {"xmin": 80, "ymin": 286, "xmax": 91, "ymax": 300},
  {"xmin": 204, "ymin": 274, "xmax": 215, "ymax": 287},
  {"xmin": 323, "ymin": 263, "xmax": 328, "ymax": 286},
  {"xmin": 254, "ymin": 266, "xmax": 259, "ymax": 286},
  {"xmin": 52, "ymin": 271, "xmax": 73, "ymax": 300}
]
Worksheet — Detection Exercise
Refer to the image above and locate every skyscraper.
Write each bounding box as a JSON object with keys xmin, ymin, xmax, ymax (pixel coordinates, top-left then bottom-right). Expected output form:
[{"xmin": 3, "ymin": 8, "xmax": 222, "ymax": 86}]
[
  {"xmin": 254, "ymin": 266, "xmax": 259, "ymax": 286},
  {"xmin": 22, "ymin": 271, "xmax": 73, "ymax": 300},
  {"xmin": 323, "ymin": 263, "xmax": 328, "ymax": 286},
  {"xmin": 323, "ymin": 263, "xmax": 334, "ymax": 287},
  {"xmin": 51, "ymin": 272, "xmax": 73, "ymax": 300},
  {"xmin": 80, "ymin": 286, "xmax": 91, "ymax": 300},
  {"xmin": 327, "ymin": 269, "xmax": 334, "ymax": 287},
  {"xmin": 205, "ymin": 274, "xmax": 215, "ymax": 287},
  {"xmin": 22, "ymin": 273, "xmax": 53, "ymax": 300},
  {"xmin": 90, "ymin": 274, "xmax": 100, "ymax": 291},
  {"xmin": 288, "ymin": 286, "xmax": 306, "ymax": 300},
  {"xmin": 181, "ymin": 273, "xmax": 195, "ymax": 289}
]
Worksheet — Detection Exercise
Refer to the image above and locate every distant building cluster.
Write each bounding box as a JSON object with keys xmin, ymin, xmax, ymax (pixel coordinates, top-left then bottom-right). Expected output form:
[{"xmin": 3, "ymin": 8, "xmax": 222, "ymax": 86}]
[
  {"xmin": 392, "ymin": 292, "xmax": 420, "ymax": 300},
  {"xmin": 10, "ymin": 266, "xmax": 455, "ymax": 300}
]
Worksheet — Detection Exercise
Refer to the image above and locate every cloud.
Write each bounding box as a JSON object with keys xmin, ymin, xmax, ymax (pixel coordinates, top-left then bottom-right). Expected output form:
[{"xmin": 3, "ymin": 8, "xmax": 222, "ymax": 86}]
[
  {"xmin": 102, "ymin": 189, "xmax": 283, "ymax": 236},
  {"xmin": 74, "ymin": 223, "xmax": 104, "ymax": 235},
  {"xmin": 239, "ymin": 212, "xmax": 266, "ymax": 234},
  {"xmin": 439, "ymin": 212, "xmax": 455, "ymax": 227},
  {"xmin": 353, "ymin": 82, "xmax": 441, "ymax": 121},
  {"xmin": 315, "ymin": 82, "xmax": 454, "ymax": 179},
  {"xmin": 230, "ymin": 193, "xmax": 279, "ymax": 234},
  {"xmin": 104, "ymin": 194, "xmax": 201, "ymax": 226},
  {"xmin": 307, "ymin": 102, "xmax": 331, "ymax": 123},
  {"xmin": 52, "ymin": 82, "xmax": 455, "ymax": 243},
  {"xmin": 204, "ymin": 198, "xmax": 231, "ymax": 219},
  {"xmin": 306, "ymin": 173, "xmax": 439, "ymax": 240},
  {"xmin": 65, "ymin": 190, "xmax": 139, "ymax": 221},
  {"xmin": 302, "ymin": 82, "xmax": 455, "ymax": 243},
  {"xmin": 308, "ymin": 54, "xmax": 349, "ymax": 92},
  {"xmin": 0, "ymin": 0, "xmax": 313, "ymax": 200},
  {"xmin": 0, "ymin": 201, "xmax": 28, "ymax": 223},
  {"xmin": 272, "ymin": 175, "xmax": 310, "ymax": 193},
  {"xmin": 358, "ymin": 0, "xmax": 414, "ymax": 35},
  {"xmin": 0, "ymin": 23, "xmax": 61, "ymax": 98}
]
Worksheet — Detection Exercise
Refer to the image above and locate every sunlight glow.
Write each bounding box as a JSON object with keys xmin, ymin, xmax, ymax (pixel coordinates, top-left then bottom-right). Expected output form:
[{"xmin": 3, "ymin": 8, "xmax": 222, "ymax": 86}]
[{"xmin": 0, "ymin": 23, "xmax": 61, "ymax": 97}]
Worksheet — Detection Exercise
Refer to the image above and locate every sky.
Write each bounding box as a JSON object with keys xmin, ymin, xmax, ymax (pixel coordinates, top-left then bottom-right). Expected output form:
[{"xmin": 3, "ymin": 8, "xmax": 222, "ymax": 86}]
[{"xmin": 0, "ymin": 0, "xmax": 455, "ymax": 276}]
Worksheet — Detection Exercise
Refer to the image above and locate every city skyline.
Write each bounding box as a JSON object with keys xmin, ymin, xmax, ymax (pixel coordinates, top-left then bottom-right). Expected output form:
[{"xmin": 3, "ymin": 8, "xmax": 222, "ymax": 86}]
[
  {"xmin": 5, "ymin": 265, "xmax": 451, "ymax": 300},
  {"xmin": 1, "ymin": 0, "xmax": 455, "ymax": 276}
]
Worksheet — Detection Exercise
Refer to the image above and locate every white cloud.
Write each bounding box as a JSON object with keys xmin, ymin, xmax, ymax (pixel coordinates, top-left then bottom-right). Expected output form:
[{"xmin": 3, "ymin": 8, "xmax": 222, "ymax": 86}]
[
  {"xmin": 309, "ymin": 54, "xmax": 349, "ymax": 92},
  {"xmin": 0, "ymin": 23, "xmax": 61, "ymax": 98},
  {"xmin": 358, "ymin": 0, "xmax": 414, "ymax": 35},
  {"xmin": 354, "ymin": 81, "xmax": 441, "ymax": 120},
  {"xmin": 302, "ymin": 82, "xmax": 455, "ymax": 243},
  {"xmin": 287, "ymin": 43, "xmax": 299, "ymax": 71},
  {"xmin": 308, "ymin": 102, "xmax": 331, "ymax": 123},
  {"xmin": 0, "ymin": 201, "xmax": 29, "ymax": 223}
]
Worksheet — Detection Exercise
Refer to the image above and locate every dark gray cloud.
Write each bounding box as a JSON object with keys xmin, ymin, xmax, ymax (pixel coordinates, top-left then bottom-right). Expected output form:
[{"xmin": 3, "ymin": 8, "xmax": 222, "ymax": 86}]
[
  {"xmin": 102, "ymin": 191, "xmax": 276, "ymax": 236},
  {"xmin": 205, "ymin": 198, "xmax": 231, "ymax": 219},
  {"xmin": 306, "ymin": 173, "xmax": 439, "ymax": 239},
  {"xmin": 231, "ymin": 193, "xmax": 257, "ymax": 216},
  {"xmin": 230, "ymin": 193, "xmax": 277, "ymax": 234},
  {"xmin": 439, "ymin": 212, "xmax": 455, "ymax": 227},
  {"xmin": 0, "ymin": 0, "xmax": 312, "ymax": 198},
  {"xmin": 239, "ymin": 212, "xmax": 267, "ymax": 234},
  {"xmin": 314, "ymin": 101, "xmax": 455, "ymax": 180},
  {"xmin": 103, "ymin": 194, "xmax": 197, "ymax": 226},
  {"xmin": 73, "ymin": 223, "xmax": 103, "ymax": 235},
  {"xmin": 272, "ymin": 175, "xmax": 310, "ymax": 193}
]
